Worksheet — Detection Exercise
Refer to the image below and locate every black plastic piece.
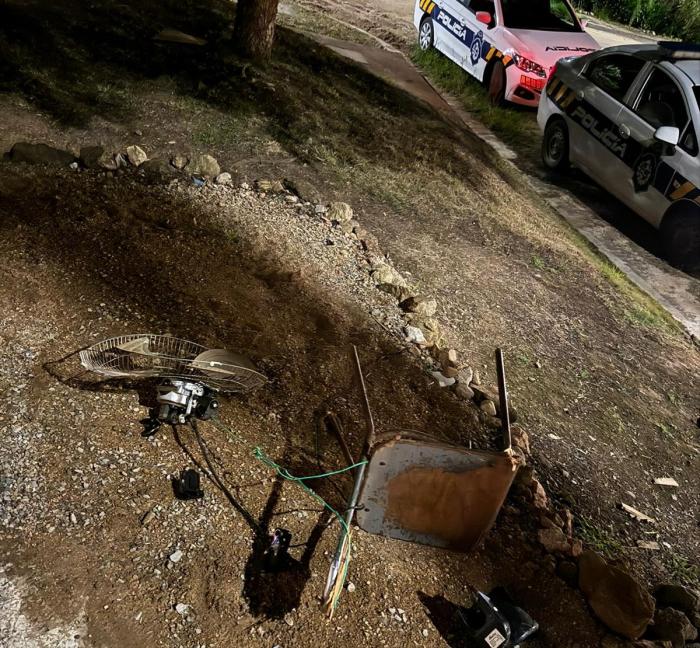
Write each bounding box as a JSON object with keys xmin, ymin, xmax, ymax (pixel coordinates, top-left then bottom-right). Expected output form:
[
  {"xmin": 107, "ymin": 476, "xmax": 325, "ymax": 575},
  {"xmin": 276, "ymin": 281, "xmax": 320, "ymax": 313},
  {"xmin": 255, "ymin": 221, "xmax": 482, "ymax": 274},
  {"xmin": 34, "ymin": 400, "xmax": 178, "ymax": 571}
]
[
  {"xmin": 489, "ymin": 587, "xmax": 539, "ymax": 645},
  {"xmin": 457, "ymin": 588, "xmax": 538, "ymax": 647},
  {"xmin": 141, "ymin": 416, "xmax": 161, "ymax": 437},
  {"xmin": 173, "ymin": 468, "xmax": 204, "ymax": 500},
  {"xmin": 458, "ymin": 591, "xmax": 511, "ymax": 647},
  {"xmin": 195, "ymin": 393, "xmax": 219, "ymax": 420},
  {"xmin": 262, "ymin": 528, "xmax": 293, "ymax": 572}
]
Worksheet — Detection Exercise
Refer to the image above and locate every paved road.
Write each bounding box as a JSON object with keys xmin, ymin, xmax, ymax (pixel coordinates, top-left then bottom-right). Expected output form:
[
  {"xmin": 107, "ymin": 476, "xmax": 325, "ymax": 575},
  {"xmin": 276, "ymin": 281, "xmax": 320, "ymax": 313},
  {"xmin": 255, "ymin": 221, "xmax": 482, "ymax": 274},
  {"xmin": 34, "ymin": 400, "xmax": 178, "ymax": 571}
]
[{"xmin": 585, "ymin": 17, "xmax": 656, "ymax": 49}]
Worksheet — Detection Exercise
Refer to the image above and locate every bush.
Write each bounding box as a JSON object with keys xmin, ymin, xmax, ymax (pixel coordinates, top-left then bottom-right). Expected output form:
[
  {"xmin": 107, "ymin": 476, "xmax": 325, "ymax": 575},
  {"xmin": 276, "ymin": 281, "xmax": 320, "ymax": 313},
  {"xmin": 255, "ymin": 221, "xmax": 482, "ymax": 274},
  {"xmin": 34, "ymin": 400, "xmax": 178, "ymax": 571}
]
[{"xmin": 572, "ymin": 0, "xmax": 700, "ymax": 41}]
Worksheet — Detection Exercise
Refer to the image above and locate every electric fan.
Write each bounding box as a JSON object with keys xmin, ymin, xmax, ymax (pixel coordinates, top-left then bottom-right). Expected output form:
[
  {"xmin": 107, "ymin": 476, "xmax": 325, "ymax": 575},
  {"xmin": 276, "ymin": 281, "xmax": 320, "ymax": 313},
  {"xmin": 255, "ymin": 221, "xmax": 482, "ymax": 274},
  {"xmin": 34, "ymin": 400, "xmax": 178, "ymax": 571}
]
[{"xmin": 80, "ymin": 334, "xmax": 266, "ymax": 431}]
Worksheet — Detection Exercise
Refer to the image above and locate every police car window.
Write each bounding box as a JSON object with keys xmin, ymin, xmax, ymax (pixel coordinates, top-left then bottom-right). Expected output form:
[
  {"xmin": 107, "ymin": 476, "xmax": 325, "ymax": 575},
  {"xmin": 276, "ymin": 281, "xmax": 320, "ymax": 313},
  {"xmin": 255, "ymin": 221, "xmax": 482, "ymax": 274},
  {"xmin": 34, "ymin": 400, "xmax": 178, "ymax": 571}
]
[
  {"xmin": 635, "ymin": 69, "xmax": 689, "ymax": 130},
  {"xmin": 500, "ymin": 0, "xmax": 580, "ymax": 31},
  {"xmin": 635, "ymin": 69, "xmax": 695, "ymax": 154},
  {"xmin": 467, "ymin": 0, "xmax": 494, "ymax": 14},
  {"xmin": 585, "ymin": 54, "xmax": 645, "ymax": 102}
]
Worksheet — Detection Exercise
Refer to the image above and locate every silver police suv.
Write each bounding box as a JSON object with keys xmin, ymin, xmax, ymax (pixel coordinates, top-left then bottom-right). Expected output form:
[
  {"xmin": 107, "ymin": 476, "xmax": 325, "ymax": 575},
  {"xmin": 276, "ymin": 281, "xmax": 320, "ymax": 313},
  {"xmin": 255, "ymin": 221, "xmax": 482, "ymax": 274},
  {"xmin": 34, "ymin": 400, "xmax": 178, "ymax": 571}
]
[{"xmin": 538, "ymin": 42, "xmax": 700, "ymax": 270}]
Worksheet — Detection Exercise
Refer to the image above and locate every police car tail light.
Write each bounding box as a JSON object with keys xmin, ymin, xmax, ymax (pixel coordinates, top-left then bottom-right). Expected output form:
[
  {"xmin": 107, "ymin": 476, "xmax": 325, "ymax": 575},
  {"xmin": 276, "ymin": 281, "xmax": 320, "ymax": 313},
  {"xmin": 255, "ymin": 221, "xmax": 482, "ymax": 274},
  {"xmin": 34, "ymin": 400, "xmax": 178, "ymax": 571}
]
[{"xmin": 510, "ymin": 53, "xmax": 547, "ymax": 79}]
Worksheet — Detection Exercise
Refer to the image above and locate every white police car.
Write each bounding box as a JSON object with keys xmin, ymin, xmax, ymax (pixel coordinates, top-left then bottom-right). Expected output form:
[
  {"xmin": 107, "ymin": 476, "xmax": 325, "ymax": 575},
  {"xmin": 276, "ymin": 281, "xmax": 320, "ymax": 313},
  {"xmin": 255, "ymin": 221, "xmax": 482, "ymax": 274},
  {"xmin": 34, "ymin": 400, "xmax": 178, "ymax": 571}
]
[
  {"xmin": 538, "ymin": 42, "xmax": 700, "ymax": 269},
  {"xmin": 415, "ymin": 0, "xmax": 598, "ymax": 106}
]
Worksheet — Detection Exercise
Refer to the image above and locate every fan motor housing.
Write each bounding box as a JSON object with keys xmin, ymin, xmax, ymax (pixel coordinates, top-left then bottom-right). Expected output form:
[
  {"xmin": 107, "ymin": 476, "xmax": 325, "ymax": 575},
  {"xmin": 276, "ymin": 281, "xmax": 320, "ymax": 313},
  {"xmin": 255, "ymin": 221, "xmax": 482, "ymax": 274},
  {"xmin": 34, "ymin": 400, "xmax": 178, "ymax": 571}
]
[{"xmin": 157, "ymin": 380, "xmax": 216, "ymax": 424}]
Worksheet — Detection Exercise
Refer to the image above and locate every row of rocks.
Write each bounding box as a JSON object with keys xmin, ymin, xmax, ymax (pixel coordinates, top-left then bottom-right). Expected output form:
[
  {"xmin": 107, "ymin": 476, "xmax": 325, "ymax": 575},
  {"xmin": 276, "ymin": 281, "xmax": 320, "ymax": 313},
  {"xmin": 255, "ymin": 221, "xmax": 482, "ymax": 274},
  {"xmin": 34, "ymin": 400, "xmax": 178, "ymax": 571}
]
[{"xmin": 5, "ymin": 142, "xmax": 232, "ymax": 185}]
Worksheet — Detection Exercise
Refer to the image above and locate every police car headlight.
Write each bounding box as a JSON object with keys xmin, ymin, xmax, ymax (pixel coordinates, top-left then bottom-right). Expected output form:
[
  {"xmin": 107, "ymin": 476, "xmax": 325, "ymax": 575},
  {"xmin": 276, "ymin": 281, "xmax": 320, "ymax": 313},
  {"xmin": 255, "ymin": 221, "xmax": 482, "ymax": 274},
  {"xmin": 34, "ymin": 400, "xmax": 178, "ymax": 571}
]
[{"xmin": 510, "ymin": 52, "xmax": 547, "ymax": 78}]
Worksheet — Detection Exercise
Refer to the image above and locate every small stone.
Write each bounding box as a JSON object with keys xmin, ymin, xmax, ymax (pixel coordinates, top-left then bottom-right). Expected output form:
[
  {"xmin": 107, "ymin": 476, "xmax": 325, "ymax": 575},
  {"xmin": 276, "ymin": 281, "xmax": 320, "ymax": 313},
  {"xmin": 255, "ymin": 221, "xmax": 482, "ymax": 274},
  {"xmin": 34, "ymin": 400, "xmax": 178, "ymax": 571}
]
[
  {"xmin": 456, "ymin": 366, "xmax": 474, "ymax": 385},
  {"xmin": 175, "ymin": 603, "xmax": 189, "ymax": 615},
  {"xmin": 480, "ymin": 400, "xmax": 497, "ymax": 416},
  {"xmin": 511, "ymin": 426, "xmax": 530, "ymax": 455},
  {"xmin": 215, "ymin": 172, "xmax": 232, "ymax": 185},
  {"xmin": 346, "ymin": 582, "xmax": 356, "ymax": 593},
  {"xmin": 326, "ymin": 202, "xmax": 353, "ymax": 222},
  {"xmin": 538, "ymin": 527, "xmax": 570, "ymax": 554},
  {"xmin": 422, "ymin": 628, "xmax": 429, "ymax": 637},
  {"xmin": 186, "ymin": 154, "xmax": 220, "ymax": 177},
  {"xmin": 471, "ymin": 370, "xmax": 482, "ymax": 386},
  {"xmin": 141, "ymin": 509, "xmax": 155, "ymax": 526},
  {"xmin": 171, "ymin": 154, "xmax": 188, "ymax": 170},
  {"xmin": 69, "ymin": 512, "xmax": 77, "ymax": 524},
  {"xmin": 431, "ymin": 371, "xmax": 455, "ymax": 388},
  {"xmin": 169, "ymin": 549, "xmax": 183, "ymax": 563},
  {"xmin": 400, "ymin": 295, "xmax": 437, "ymax": 317},
  {"xmin": 405, "ymin": 326, "xmax": 426, "ymax": 345},
  {"xmin": 126, "ymin": 145, "xmax": 148, "ymax": 167},
  {"xmin": 453, "ymin": 383, "xmax": 474, "ymax": 401}
]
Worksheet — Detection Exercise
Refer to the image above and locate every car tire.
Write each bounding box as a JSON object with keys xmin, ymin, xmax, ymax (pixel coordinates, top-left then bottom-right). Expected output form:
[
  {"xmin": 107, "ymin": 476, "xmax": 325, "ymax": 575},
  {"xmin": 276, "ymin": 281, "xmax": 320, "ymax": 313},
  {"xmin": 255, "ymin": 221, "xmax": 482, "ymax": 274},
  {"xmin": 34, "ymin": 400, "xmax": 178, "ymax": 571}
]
[
  {"xmin": 542, "ymin": 118, "xmax": 570, "ymax": 172},
  {"xmin": 487, "ymin": 61, "xmax": 506, "ymax": 106},
  {"xmin": 418, "ymin": 17, "xmax": 433, "ymax": 51},
  {"xmin": 661, "ymin": 206, "xmax": 700, "ymax": 271}
]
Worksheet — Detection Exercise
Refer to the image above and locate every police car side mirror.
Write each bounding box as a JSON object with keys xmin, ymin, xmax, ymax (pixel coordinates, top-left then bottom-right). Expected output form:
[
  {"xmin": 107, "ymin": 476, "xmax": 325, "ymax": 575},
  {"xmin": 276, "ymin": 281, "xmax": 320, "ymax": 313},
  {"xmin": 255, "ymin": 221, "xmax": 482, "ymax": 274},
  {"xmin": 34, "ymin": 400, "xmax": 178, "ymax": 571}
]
[
  {"xmin": 476, "ymin": 11, "xmax": 493, "ymax": 28},
  {"xmin": 654, "ymin": 126, "xmax": 680, "ymax": 147},
  {"xmin": 580, "ymin": 18, "xmax": 589, "ymax": 29}
]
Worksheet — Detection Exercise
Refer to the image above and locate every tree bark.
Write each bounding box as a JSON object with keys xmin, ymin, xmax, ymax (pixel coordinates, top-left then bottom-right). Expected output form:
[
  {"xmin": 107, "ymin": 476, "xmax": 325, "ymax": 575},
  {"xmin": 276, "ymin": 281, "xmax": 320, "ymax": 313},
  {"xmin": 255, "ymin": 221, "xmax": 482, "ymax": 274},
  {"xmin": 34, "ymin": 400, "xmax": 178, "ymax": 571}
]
[{"xmin": 233, "ymin": 0, "xmax": 279, "ymax": 61}]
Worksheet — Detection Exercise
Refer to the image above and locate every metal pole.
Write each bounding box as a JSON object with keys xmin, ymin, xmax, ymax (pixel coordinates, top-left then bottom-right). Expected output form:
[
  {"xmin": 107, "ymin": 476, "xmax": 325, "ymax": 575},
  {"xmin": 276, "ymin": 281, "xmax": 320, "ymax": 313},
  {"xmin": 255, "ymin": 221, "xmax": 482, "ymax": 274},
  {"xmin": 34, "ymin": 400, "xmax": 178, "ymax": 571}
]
[{"xmin": 495, "ymin": 348, "xmax": 511, "ymax": 452}]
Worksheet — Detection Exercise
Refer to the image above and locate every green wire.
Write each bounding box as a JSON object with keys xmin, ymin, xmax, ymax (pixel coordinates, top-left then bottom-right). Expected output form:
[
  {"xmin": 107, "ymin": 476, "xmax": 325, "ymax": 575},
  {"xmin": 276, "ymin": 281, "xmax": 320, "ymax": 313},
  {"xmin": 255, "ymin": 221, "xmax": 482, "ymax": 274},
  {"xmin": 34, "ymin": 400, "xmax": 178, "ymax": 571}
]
[
  {"xmin": 252, "ymin": 447, "xmax": 366, "ymax": 609},
  {"xmin": 208, "ymin": 420, "xmax": 362, "ymax": 611}
]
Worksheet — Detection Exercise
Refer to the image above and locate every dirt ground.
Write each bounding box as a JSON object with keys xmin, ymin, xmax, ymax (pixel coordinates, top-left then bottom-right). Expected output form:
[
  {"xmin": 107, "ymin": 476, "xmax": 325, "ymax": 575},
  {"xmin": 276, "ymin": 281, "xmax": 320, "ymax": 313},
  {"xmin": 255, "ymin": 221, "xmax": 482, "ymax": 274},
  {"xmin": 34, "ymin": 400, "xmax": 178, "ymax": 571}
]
[{"xmin": 0, "ymin": 0, "xmax": 699, "ymax": 647}]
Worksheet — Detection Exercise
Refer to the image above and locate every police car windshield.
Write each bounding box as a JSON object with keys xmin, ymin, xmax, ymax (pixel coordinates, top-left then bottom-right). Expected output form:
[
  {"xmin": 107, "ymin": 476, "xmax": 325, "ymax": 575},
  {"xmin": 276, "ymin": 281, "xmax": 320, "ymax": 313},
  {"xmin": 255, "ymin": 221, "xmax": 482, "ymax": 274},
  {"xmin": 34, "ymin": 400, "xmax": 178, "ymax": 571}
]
[{"xmin": 501, "ymin": 0, "xmax": 581, "ymax": 32}]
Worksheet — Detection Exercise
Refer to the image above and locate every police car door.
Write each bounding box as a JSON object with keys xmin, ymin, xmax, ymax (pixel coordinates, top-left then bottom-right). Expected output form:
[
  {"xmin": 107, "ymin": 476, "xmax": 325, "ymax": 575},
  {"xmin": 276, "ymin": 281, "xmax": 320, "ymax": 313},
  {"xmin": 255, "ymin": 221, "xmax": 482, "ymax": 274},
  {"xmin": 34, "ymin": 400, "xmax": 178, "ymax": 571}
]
[
  {"xmin": 618, "ymin": 64, "xmax": 699, "ymax": 226},
  {"xmin": 460, "ymin": 0, "xmax": 496, "ymax": 81},
  {"xmin": 433, "ymin": 0, "xmax": 473, "ymax": 68},
  {"xmin": 569, "ymin": 53, "xmax": 646, "ymax": 198}
]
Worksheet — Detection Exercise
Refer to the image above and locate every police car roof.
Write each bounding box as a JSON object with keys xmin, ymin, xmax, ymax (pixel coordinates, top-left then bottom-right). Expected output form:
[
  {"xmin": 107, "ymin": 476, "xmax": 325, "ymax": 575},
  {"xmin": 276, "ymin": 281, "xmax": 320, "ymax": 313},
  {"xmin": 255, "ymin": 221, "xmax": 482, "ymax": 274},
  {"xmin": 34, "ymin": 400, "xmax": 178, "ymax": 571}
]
[{"xmin": 598, "ymin": 43, "xmax": 700, "ymax": 85}]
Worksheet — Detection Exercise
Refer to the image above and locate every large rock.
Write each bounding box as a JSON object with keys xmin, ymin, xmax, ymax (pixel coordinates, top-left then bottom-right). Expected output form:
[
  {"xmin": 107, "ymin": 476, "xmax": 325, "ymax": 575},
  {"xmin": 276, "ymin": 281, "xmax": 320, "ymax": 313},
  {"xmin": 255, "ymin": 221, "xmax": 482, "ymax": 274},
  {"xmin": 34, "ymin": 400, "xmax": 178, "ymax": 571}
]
[
  {"xmin": 653, "ymin": 584, "xmax": 700, "ymax": 617},
  {"xmin": 410, "ymin": 317, "xmax": 441, "ymax": 346},
  {"xmin": 79, "ymin": 145, "xmax": 105, "ymax": 169},
  {"xmin": 400, "ymin": 295, "xmax": 437, "ymax": 317},
  {"xmin": 9, "ymin": 142, "xmax": 75, "ymax": 166},
  {"xmin": 171, "ymin": 154, "xmax": 188, "ymax": 170},
  {"xmin": 579, "ymin": 551, "xmax": 655, "ymax": 640},
  {"xmin": 126, "ymin": 144, "xmax": 148, "ymax": 167},
  {"xmin": 371, "ymin": 264, "xmax": 406, "ymax": 288},
  {"xmin": 186, "ymin": 153, "xmax": 220, "ymax": 177},
  {"xmin": 648, "ymin": 607, "xmax": 698, "ymax": 647},
  {"xmin": 377, "ymin": 282, "xmax": 411, "ymax": 302},
  {"xmin": 139, "ymin": 158, "xmax": 178, "ymax": 184},
  {"xmin": 326, "ymin": 202, "xmax": 353, "ymax": 223},
  {"xmin": 284, "ymin": 177, "xmax": 322, "ymax": 203}
]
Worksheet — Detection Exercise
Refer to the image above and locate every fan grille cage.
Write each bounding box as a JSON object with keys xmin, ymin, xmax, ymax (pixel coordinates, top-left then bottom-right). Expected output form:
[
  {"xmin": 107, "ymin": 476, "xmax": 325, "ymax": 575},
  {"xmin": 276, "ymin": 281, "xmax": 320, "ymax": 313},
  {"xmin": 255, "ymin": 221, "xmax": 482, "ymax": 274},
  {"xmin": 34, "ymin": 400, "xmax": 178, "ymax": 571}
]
[{"xmin": 79, "ymin": 334, "xmax": 266, "ymax": 392}]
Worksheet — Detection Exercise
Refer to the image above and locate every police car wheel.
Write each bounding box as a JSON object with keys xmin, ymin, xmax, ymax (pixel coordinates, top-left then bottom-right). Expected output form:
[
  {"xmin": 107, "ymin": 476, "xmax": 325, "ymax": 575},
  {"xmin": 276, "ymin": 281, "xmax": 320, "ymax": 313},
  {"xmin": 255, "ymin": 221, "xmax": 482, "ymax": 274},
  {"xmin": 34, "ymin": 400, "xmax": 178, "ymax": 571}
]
[
  {"xmin": 419, "ymin": 18, "xmax": 433, "ymax": 51},
  {"xmin": 661, "ymin": 209, "xmax": 700, "ymax": 271},
  {"xmin": 487, "ymin": 61, "xmax": 505, "ymax": 106},
  {"xmin": 542, "ymin": 119, "xmax": 570, "ymax": 172}
]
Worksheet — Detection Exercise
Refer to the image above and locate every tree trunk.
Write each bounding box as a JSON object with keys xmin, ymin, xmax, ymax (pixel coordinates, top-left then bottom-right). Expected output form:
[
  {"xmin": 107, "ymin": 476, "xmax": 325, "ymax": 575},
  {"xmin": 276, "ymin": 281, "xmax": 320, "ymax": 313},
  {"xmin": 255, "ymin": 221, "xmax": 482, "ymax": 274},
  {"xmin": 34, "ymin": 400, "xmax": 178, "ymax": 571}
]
[{"xmin": 233, "ymin": 0, "xmax": 279, "ymax": 61}]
